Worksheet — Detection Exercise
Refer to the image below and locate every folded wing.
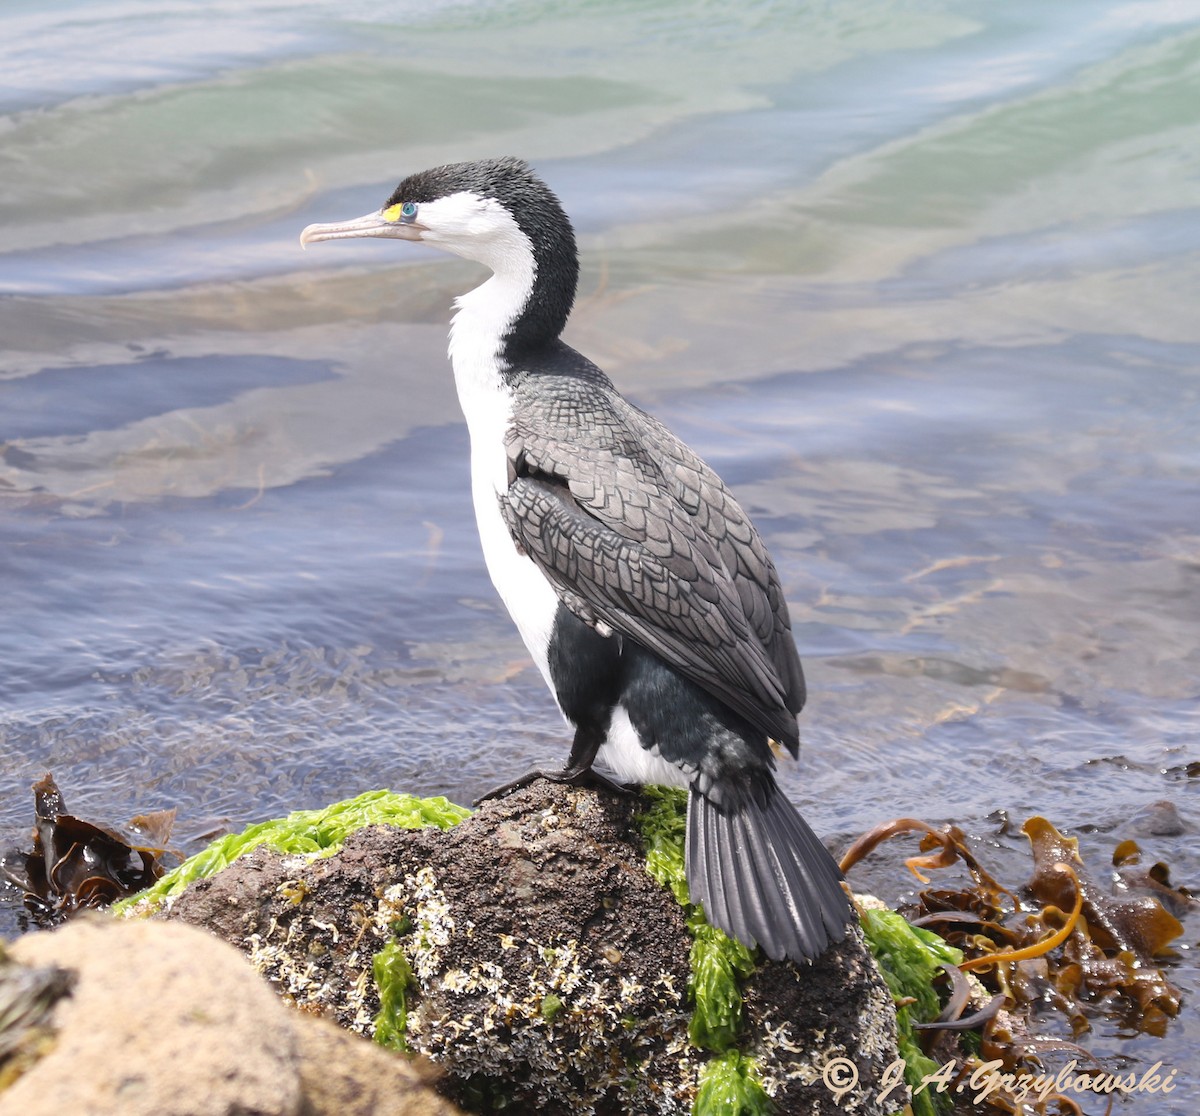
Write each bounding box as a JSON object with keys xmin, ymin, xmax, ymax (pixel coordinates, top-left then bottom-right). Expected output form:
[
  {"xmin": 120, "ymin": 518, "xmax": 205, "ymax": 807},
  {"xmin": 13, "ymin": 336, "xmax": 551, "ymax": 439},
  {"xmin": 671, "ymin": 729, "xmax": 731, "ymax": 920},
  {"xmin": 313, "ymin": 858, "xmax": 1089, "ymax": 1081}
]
[{"xmin": 500, "ymin": 362, "xmax": 805, "ymax": 751}]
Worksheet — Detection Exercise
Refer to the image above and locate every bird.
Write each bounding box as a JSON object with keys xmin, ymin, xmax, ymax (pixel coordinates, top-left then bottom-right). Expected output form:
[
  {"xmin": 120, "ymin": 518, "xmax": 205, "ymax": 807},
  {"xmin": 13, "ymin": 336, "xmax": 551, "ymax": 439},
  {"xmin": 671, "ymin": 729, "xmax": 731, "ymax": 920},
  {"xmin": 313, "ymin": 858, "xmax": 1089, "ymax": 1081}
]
[{"xmin": 300, "ymin": 156, "xmax": 853, "ymax": 962}]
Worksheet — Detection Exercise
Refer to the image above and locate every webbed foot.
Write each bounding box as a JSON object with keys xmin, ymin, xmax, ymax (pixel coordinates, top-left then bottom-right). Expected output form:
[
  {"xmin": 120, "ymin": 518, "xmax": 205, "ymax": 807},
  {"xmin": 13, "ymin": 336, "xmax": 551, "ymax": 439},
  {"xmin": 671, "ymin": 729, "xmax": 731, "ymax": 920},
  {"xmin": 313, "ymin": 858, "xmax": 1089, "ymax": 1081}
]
[{"xmin": 473, "ymin": 763, "xmax": 633, "ymax": 806}]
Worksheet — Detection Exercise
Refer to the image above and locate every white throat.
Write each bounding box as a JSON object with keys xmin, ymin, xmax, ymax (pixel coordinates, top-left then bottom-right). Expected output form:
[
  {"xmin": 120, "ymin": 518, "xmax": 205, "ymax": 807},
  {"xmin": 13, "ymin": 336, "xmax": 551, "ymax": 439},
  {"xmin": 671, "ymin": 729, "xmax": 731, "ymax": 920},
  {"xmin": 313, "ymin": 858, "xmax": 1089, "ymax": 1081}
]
[
  {"xmin": 444, "ymin": 224, "xmax": 560, "ymax": 689},
  {"xmin": 438, "ymin": 192, "xmax": 538, "ymax": 415},
  {"xmin": 440, "ymin": 201, "xmax": 537, "ymax": 493},
  {"xmin": 447, "ymin": 267, "xmax": 532, "ymax": 413}
]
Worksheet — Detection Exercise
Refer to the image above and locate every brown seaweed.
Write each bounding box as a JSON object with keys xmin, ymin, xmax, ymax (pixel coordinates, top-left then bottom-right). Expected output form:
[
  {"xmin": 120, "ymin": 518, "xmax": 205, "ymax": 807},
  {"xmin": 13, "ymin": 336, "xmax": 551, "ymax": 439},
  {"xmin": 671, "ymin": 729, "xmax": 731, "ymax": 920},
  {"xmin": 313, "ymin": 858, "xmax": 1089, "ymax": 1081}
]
[
  {"xmin": 1022, "ymin": 817, "xmax": 1183, "ymax": 959},
  {"xmin": 912, "ymin": 962, "xmax": 1005, "ymax": 1032},
  {"xmin": 843, "ymin": 812, "xmax": 1184, "ymax": 1115},
  {"xmin": 0, "ymin": 773, "xmax": 178, "ymax": 925}
]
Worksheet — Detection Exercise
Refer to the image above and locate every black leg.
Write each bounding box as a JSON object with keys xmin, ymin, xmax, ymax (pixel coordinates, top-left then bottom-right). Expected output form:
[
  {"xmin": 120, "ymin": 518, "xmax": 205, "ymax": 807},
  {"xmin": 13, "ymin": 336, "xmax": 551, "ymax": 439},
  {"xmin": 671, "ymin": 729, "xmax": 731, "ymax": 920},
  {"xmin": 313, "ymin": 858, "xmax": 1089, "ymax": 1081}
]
[{"xmin": 473, "ymin": 724, "xmax": 633, "ymax": 805}]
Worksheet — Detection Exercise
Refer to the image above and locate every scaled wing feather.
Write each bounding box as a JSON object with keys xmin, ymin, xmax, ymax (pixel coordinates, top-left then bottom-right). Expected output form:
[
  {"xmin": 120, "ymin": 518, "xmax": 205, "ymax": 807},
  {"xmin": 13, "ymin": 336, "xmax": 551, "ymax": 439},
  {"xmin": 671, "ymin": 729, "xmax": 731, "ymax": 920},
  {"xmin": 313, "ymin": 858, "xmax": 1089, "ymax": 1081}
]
[{"xmin": 499, "ymin": 361, "xmax": 803, "ymax": 749}]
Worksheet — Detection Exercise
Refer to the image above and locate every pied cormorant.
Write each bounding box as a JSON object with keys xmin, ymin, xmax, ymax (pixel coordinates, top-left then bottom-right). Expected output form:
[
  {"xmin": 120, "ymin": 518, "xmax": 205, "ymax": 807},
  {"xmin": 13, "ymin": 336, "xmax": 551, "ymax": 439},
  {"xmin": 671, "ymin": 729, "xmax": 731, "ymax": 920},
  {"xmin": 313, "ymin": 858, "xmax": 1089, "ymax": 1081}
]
[{"xmin": 301, "ymin": 156, "xmax": 853, "ymax": 962}]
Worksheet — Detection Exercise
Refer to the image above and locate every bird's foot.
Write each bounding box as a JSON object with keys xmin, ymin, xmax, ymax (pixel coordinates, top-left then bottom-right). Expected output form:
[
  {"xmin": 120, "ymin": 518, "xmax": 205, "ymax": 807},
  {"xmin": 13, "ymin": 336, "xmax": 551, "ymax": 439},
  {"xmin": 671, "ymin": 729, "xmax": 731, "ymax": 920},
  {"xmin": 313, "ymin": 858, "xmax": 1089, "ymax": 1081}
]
[{"xmin": 473, "ymin": 764, "xmax": 634, "ymax": 807}]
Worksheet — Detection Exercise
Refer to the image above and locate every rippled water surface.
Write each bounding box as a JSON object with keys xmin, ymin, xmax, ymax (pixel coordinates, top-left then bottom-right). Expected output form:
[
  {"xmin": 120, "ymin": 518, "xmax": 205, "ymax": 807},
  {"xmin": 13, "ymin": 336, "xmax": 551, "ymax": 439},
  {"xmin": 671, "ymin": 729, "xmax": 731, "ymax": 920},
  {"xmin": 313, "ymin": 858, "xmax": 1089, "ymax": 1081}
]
[{"xmin": 2, "ymin": 0, "xmax": 1198, "ymax": 1098}]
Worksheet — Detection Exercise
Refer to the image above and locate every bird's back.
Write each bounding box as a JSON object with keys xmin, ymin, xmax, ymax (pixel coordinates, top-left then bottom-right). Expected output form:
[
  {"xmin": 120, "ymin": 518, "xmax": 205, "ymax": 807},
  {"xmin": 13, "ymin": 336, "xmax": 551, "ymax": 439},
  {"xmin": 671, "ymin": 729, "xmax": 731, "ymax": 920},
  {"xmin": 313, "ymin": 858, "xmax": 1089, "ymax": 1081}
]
[{"xmin": 503, "ymin": 342, "xmax": 805, "ymax": 749}]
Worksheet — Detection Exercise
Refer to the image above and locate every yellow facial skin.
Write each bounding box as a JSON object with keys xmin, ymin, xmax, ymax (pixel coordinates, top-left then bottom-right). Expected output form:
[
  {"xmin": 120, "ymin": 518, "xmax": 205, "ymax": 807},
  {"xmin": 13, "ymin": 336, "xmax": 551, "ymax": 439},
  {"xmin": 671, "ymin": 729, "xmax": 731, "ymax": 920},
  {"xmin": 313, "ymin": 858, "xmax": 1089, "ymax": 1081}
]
[{"xmin": 381, "ymin": 202, "xmax": 419, "ymax": 224}]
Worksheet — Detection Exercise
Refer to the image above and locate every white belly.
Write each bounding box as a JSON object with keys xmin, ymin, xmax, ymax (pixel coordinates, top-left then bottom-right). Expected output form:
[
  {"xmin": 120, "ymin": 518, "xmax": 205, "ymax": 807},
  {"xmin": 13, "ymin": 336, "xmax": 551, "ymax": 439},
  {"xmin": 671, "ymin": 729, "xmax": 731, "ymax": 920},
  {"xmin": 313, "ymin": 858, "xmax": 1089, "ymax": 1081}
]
[
  {"xmin": 470, "ymin": 447, "xmax": 562, "ymax": 690},
  {"xmin": 595, "ymin": 706, "xmax": 692, "ymax": 789}
]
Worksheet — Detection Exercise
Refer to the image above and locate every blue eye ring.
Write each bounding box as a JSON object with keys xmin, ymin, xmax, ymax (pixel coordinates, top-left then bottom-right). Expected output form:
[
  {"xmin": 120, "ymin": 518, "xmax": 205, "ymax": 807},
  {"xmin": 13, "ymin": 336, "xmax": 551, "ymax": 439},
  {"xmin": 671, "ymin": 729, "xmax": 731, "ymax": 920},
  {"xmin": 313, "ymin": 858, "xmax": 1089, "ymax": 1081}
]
[{"xmin": 400, "ymin": 201, "xmax": 418, "ymax": 222}]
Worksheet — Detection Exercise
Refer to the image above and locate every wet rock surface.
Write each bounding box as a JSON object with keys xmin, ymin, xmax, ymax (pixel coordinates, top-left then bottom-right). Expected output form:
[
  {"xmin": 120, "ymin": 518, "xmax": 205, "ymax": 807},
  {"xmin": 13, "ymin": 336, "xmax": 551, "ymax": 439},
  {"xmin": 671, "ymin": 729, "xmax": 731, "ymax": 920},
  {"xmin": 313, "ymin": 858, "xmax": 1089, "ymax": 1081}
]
[{"xmin": 161, "ymin": 781, "xmax": 900, "ymax": 1114}]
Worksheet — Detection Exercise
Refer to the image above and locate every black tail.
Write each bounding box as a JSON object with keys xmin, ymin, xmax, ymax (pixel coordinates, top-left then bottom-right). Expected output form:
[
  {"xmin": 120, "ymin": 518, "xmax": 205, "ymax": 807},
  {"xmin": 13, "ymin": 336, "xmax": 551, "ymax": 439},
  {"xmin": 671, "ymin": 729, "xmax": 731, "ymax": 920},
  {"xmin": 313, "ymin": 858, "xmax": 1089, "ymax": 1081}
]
[{"xmin": 685, "ymin": 786, "xmax": 853, "ymax": 962}]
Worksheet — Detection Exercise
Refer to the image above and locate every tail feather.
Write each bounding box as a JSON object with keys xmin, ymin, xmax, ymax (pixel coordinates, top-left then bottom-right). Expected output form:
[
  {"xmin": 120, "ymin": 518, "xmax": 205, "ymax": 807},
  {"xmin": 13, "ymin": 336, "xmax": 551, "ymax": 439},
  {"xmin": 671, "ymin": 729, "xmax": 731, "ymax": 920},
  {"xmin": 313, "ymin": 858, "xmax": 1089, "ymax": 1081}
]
[
  {"xmin": 685, "ymin": 787, "xmax": 853, "ymax": 962},
  {"xmin": 735, "ymin": 798, "xmax": 794, "ymax": 943},
  {"xmin": 701, "ymin": 795, "xmax": 735, "ymax": 936}
]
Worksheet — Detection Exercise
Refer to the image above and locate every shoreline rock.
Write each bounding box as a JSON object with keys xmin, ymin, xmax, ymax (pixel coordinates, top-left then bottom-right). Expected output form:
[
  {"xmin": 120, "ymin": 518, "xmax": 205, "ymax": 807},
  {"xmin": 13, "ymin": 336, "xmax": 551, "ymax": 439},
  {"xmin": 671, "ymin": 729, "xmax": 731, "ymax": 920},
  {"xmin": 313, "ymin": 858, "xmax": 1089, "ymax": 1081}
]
[
  {"xmin": 157, "ymin": 781, "xmax": 901, "ymax": 1114},
  {"xmin": 0, "ymin": 916, "xmax": 460, "ymax": 1116}
]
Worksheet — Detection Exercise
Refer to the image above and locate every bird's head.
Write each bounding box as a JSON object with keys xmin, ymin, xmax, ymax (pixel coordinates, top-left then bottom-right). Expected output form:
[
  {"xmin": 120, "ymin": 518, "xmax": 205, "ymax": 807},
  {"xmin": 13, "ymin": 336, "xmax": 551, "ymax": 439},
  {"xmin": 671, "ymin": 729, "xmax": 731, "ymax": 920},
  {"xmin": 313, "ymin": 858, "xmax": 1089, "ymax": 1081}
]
[
  {"xmin": 301, "ymin": 156, "xmax": 574, "ymax": 277},
  {"xmin": 300, "ymin": 156, "xmax": 578, "ymax": 350}
]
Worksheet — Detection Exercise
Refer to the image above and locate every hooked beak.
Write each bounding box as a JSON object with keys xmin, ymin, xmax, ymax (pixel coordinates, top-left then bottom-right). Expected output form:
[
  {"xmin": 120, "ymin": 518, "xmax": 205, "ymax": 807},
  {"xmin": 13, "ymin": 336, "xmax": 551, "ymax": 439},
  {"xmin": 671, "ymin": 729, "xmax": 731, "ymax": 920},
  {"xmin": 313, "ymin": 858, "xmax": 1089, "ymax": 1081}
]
[{"xmin": 299, "ymin": 210, "xmax": 424, "ymax": 248}]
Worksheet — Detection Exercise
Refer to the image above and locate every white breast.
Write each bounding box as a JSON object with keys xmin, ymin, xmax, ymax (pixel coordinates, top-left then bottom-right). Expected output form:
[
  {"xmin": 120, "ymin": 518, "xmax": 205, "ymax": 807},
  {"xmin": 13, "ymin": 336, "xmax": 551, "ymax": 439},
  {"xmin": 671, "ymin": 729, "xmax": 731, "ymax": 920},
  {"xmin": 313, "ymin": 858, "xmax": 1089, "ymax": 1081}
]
[
  {"xmin": 449, "ymin": 259, "xmax": 563, "ymax": 696},
  {"xmin": 444, "ymin": 236, "xmax": 678, "ymax": 785},
  {"xmin": 449, "ymin": 294, "xmax": 690, "ymax": 787}
]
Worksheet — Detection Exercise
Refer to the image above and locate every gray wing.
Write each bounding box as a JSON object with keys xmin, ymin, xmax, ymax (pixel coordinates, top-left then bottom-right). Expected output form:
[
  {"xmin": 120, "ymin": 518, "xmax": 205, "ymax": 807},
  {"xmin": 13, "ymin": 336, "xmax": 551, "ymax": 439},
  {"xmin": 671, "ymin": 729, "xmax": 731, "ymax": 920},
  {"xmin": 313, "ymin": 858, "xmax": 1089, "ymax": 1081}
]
[
  {"xmin": 617, "ymin": 398, "xmax": 806, "ymax": 717},
  {"xmin": 501, "ymin": 367, "xmax": 803, "ymax": 750}
]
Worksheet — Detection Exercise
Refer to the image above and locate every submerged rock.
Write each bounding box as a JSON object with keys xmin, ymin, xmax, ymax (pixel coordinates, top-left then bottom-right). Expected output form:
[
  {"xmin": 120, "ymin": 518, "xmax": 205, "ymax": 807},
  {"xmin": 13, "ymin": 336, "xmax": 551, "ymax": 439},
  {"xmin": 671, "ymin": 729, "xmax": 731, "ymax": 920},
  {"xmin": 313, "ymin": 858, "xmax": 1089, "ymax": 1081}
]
[{"xmin": 156, "ymin": 781, "xmax": 901, "ymax": 1114}]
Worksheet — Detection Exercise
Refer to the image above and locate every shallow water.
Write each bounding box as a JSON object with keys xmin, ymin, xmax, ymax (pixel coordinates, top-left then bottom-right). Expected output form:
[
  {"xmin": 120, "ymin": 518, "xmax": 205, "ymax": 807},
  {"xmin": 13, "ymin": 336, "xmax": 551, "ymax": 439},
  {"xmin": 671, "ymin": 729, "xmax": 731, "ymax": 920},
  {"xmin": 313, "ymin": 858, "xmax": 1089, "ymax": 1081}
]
[{"xmin": 2, "ymin": 0, "xmax": 1198, "ymax": 1101}]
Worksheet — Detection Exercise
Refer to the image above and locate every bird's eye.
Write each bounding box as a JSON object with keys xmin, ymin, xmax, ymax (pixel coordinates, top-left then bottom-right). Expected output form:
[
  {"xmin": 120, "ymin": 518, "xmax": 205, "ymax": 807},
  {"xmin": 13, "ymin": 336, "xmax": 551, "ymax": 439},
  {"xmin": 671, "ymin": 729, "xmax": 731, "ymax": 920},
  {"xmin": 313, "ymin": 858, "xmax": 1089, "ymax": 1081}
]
[{"xmin": 383, "ymin": 201, "xmax": 419, "ymax": 224}]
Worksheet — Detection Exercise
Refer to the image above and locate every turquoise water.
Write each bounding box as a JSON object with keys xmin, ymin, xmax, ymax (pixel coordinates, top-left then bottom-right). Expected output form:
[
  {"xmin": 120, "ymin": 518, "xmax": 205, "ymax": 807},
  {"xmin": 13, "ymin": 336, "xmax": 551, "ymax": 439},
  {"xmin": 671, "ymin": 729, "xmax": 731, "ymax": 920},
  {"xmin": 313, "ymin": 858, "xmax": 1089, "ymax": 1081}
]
[{"xmin": 1, "ymin": 0, "xmax": 1198, "ymax": 1096}]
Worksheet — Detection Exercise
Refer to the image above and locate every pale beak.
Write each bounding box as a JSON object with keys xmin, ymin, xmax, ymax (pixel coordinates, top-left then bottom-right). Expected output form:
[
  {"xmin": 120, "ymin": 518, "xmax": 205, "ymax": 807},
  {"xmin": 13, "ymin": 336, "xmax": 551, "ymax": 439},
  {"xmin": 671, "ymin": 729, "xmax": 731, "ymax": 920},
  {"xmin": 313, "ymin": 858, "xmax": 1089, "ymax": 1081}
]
[{"xmin": 299, "ymin": 210, "xmax": 424, "ymax": 248}]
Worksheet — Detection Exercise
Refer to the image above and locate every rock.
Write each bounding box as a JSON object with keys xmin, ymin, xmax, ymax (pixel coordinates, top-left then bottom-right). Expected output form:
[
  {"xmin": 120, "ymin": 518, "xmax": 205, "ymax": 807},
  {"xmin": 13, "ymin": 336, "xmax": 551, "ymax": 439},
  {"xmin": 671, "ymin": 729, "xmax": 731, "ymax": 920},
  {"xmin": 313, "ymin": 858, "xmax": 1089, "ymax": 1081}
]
[
  {"xmin": 0, "ymin": 917, "xmax": 460, "ymax": 1116},
  {"xmin": 1127, "ymin": 799, "xmax": 1187, "ymax": 837},
  {"xmin": 160, "ymin": 781, "xmax": 901, "ymax": 1114},
  {"xmin": 742, "ymin": 934, "xmax": 901, "ymax": 1113},
  {"xmin": 293, "ymin": 1013, "xmax": 457, "ymax": 1116}
]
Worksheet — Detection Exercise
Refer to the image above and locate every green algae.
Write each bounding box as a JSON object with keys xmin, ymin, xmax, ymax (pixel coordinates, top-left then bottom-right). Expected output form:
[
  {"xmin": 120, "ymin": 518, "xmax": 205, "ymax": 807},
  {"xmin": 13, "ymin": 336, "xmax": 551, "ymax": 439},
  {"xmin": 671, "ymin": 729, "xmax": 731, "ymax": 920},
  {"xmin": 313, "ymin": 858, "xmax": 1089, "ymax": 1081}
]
[
  {"xmin": 114, "ymin": 789, "xmax": 471, "ymax": 915},
  {"xmin": 861, "ymin": 908, "xmax": 962, "ymax": 1116},
  {"xmin": 695, "ymin": 1051, "xmax": 774, "ymax": 1116},
  {"xmin": 373, "ymin": 938, "xmax": 415, "ymax": 1051},
  {"xmin": 639, "ymin": 785, "xmax": 691, "ymax": 908},
  {"xmin": 636, "ymin": 786, "xmax": 771, "ymax": 1115},
  {"xmin": 687, "ymin": 921, "xmax": 756, "ymax": 1051}
]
